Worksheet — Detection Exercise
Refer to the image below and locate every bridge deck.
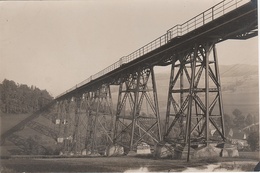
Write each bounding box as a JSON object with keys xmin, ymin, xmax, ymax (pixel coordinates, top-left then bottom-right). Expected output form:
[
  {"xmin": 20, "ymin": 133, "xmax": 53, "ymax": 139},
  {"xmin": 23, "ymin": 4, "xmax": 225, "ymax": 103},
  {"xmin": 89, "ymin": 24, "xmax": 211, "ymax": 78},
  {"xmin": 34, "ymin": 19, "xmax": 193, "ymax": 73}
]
[{"xmin": 56, "ymin": 0, "xmax": 257, "ymax": 101}]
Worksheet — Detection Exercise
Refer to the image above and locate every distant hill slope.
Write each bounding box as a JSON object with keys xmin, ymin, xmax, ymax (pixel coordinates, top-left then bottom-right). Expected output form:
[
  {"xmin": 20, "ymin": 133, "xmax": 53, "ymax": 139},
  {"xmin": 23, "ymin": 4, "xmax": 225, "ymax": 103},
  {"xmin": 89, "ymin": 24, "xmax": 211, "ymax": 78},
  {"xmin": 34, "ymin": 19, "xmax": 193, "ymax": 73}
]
[
  {"xmin": 111, "ymin": 64, "xmax": 258, "ymax": 120},
  {"xmin": 153, "ymin": 64, "xmax": 259, "ymax": 120},
  {"xmin": 219, "ymin": 64, "xmax": 258, "ymax": 78}
]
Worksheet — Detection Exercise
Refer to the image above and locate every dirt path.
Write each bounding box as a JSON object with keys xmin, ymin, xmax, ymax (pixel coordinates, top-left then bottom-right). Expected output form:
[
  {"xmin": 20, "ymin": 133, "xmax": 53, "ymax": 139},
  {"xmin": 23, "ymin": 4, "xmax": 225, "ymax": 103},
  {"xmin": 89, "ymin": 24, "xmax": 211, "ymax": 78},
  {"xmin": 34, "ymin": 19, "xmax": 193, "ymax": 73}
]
[
  {"xmin": 1, "ymin": 156, "xmax": 182, "ymax": 172},
  {"xmin": 1, "ymin": 155, "xmax": 258, "ymax": 172}
]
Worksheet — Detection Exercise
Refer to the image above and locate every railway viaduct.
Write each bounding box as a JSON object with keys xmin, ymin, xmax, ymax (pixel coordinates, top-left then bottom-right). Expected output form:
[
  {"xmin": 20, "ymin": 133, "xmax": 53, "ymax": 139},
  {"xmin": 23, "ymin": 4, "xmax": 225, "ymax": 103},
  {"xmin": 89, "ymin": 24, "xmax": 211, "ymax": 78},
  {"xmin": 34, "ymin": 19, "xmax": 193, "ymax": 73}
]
[{"xmin": 1, "ymin": 0, "xmax": 258, "ymax": 161}]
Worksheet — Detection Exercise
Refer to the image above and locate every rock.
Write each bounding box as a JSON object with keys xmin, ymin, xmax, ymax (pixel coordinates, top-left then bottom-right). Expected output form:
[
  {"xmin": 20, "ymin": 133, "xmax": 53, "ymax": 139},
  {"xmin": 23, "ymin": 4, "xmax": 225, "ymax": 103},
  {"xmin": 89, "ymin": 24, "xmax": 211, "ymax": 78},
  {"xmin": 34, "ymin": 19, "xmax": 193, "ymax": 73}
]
[
  {"xmin": 90, "ymin": 152, "xmax": 101, "ymax": 156},
  {"xmin": 228, "ymin": 149, "xmax": 239, "ymax": 157},
  {"xmin": 153, "ymin": 142, "xmax": 173, "ymax": 159},
  {"xmin": 81, "ymin": 149, "xmax": 92, "ymax": 156},
  {"xmin": 193, "ymin": 145, "xmax": 221, "ymax": 158},
  {"xmin": 212, "ymin": 145, "xmax": 222, "ymax": 154},
  {"xmin": 81, "ymin": 149, "xmax": 87, "ymax": 155},
  {"xmin": 220, "ymin": 149, "xmax": 229, "ymax": 157},
  {"xmin": 209, "ymin": 143, "xmax": 218, "ymax": 147},
  {"xmin": 86, "ymin": 150, "xmax": 91, "ymax": 155},
  {"xmin": 106, "ymin": 145, "xmax": 124, "ymax": 156}
]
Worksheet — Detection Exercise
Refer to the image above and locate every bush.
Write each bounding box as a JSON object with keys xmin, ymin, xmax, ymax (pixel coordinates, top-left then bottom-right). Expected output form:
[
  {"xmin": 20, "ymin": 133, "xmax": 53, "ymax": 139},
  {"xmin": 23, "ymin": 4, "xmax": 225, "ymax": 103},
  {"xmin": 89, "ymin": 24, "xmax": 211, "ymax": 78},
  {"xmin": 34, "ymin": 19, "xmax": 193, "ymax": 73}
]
[{"xmin": 247, "ymin": 131, "xmax": 259, "ymax": 151}]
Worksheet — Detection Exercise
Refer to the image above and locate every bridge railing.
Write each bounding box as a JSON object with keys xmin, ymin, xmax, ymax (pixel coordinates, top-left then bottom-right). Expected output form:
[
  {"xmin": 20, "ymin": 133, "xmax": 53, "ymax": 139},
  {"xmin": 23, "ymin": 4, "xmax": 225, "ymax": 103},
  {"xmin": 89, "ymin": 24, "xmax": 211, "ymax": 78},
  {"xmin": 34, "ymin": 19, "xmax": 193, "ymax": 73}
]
[
  {"xmin": 55, "ymin": 0, "xmax": 250, "ymax": 99},
  {"xmin": 167, "ymin": 0, "xmax": 250, "ymax": 39},
  {"xmin": 124, "ymin": 34, "xmax": 168, "ymax": 63}
]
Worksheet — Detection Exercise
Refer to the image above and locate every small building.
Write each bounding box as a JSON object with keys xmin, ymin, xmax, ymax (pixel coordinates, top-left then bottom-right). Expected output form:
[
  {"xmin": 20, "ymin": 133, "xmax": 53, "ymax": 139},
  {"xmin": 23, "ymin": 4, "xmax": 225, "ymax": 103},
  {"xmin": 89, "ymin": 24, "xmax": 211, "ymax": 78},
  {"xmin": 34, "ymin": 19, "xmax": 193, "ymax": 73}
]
[
  {"xmin": 228, "ymin": 128, "xmax": 248, "ymax": 149},
  {"xmin": 55, "ymin": 119, "xmax": 61, "ymax": 125},
  {"xmin": 57, "ymin": 137, "xmax": 64, "ymax": 143},
  {"xmin": 62, "ymin": 119, "xmax": 68, "ymax": 125}
]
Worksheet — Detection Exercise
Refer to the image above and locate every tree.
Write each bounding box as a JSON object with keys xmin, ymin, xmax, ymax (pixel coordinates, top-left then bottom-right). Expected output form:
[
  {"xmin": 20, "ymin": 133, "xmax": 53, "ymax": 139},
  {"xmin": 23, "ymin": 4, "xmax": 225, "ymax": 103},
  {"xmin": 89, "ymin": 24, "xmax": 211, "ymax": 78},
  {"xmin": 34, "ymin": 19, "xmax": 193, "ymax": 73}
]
[
  {"xmin": 245, "ymin": 114, "xmax": 254, "ymax": 126},
  {"xmin": 247, "ymin": 131, "xmax": 259, "ymax": 151},
  {"xmin": 1, "ymin": 79, "xmax": 17, "ymax": 113},
  {"xmin": 223, "ymin": 114, "xmax": 233, "ymax": 136},
  {"xmin": 0, "ymin": 79, "xmax": 53, "ymax": 114},
  {"xmin": 232, "ymin": 108, "xmax": 245, "ymax": 129}
]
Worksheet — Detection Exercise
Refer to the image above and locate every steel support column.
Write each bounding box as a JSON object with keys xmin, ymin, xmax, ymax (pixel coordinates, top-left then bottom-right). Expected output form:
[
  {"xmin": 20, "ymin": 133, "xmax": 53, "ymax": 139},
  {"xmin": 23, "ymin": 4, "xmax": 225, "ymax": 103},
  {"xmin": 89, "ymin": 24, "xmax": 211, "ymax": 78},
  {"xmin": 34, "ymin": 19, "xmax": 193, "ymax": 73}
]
[
  {"xmin": 113, "ymin": 67, "xmax": 161, "ymax": 153},
  {"xmin": 71, "ymin": 95, "xmax": 82, "ymax": 154},
  {"xmin": 85, "ymin": 84, "xmax": 114, "ymax": 154},
  {"xmin": 164, "ymin": 42, "xmax": 225, "ymax": 160}
]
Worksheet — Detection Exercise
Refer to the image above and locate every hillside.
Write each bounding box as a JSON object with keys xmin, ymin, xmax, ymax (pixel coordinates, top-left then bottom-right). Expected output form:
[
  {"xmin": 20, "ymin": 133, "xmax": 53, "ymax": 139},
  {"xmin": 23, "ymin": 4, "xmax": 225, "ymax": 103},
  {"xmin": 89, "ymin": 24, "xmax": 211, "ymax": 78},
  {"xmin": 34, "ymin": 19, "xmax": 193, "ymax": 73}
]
[
  {"xmin": 110, "ymin": 64, "xmax": 259, "ymax": 120},
  {"xmin": 153, "ymin": 64, "xmax": 259, "ymax": 119}
]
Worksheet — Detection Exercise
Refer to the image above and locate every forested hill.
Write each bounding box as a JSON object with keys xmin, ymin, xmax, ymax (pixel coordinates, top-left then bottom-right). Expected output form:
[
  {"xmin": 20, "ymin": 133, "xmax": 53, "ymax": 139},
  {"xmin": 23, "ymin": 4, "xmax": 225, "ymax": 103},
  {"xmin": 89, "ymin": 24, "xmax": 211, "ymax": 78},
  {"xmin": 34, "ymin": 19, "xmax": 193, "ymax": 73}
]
[{"xmin": 0, "ymin": 79, "xmax": 53, "ymax": 114}]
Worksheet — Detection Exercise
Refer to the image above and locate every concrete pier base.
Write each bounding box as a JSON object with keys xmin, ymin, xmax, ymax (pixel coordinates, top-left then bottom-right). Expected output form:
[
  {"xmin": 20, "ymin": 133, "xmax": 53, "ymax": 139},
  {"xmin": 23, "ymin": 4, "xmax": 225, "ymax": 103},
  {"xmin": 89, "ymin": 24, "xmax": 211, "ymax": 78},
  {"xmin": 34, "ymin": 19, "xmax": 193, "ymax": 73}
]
[
  {"xmin": 193, "ymin": 144, "xmax": 221, "ymax": 158},
  {"xmin": 136, "ymin": 142, "xmax": 151, "ymax": 155},
  {"xmin": 217, "ymin": 143, "xmax": 239, "ymax": 157},
  {"xmin": 127, "ymin": 150, "xmax": 137, "ymax": 156},
  {"xmin": 154, "ymin": 142, "xmax": 239, "ymax": 160},
  {"xmin": 180, "ymin": 145, "xmax": 195, "ymax": 160}
]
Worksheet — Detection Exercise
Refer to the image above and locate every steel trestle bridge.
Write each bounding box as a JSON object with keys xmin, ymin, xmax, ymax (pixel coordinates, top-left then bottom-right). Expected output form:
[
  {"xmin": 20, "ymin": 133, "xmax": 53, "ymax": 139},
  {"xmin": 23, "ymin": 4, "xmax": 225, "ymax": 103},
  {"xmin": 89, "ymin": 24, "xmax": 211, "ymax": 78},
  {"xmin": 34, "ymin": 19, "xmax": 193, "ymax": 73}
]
[{"xmin": 1, "ymin": 0, "xmax": 257, "ymax": 161}]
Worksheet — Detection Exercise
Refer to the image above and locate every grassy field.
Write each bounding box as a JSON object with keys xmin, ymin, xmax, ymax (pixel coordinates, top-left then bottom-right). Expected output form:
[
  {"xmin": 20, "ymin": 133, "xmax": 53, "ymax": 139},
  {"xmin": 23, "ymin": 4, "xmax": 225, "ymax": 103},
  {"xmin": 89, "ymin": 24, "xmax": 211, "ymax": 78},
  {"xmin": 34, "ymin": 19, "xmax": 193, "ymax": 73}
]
[{"xmin": 0, "ymin": 111, "xmax": 58, "ymax": 156}]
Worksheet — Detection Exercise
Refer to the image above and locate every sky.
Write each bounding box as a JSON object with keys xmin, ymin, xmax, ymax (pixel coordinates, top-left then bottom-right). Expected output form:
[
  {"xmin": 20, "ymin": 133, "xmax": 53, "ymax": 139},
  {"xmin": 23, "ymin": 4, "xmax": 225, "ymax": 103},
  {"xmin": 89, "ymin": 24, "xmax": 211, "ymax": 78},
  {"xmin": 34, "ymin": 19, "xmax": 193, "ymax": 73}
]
[{"xmin": 0, "ymin": 0, "xmax": 258, "ymax": 97}]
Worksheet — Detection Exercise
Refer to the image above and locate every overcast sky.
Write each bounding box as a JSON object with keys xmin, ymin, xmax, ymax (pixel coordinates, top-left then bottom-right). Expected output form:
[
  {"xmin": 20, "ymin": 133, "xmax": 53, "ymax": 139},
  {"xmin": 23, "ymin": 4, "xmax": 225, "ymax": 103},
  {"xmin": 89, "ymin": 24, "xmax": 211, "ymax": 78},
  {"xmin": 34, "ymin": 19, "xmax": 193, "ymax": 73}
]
[{"xmin": 0, "ymin": 0, "xmax": 258, "ymax": 97}]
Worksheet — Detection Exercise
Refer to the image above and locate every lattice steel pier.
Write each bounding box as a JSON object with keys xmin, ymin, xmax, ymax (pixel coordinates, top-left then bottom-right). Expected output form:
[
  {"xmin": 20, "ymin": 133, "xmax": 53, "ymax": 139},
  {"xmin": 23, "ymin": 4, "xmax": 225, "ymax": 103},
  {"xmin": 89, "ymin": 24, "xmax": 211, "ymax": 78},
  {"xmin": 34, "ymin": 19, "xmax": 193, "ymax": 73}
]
[{"xmin": 164, "ymin": 43, "xmax": 226, "ymax": 160}]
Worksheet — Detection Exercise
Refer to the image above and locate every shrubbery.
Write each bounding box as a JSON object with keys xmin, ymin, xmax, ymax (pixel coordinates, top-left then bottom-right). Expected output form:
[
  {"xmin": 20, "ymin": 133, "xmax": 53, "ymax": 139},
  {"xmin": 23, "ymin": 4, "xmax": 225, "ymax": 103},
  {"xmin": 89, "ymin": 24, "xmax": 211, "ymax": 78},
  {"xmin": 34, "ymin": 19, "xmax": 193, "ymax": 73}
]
[{"xmin": 247, "ymin": 131, "xmax": 259, "ymax": 151}]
